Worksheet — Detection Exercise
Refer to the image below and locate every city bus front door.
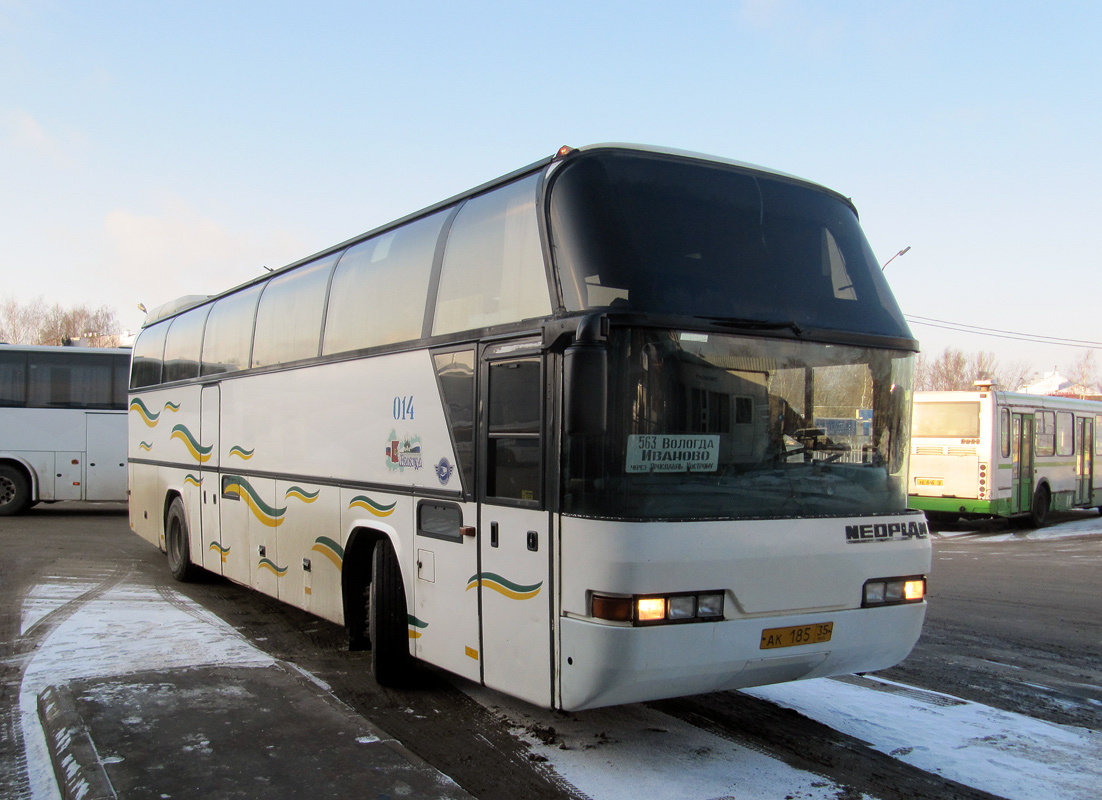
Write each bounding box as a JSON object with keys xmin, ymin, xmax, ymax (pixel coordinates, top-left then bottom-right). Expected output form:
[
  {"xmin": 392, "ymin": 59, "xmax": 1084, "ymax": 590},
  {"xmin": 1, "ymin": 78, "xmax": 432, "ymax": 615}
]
[
  {"xmin": 1011, "ymin": 413, "xmax": 1034, "ymax": 514},
  {"xmin": 477, "ymin": 348, "xmax": 553, "ymax": 708}
]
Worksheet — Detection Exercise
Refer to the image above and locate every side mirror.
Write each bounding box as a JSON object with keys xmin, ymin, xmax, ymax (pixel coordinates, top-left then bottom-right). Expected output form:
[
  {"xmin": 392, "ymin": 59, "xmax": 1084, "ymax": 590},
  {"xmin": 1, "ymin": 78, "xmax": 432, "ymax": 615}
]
[{"xmin": 563, "ymin": 314, "xmax": 608, "ymax": 436}]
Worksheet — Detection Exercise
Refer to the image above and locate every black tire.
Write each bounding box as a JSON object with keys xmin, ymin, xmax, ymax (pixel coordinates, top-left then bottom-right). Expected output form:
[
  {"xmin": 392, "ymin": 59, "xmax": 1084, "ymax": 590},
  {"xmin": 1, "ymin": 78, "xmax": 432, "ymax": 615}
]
[
  {"xmin": 165, "ymin": 498, "xmax": 200, "ymax": 582},
  {"xmin": 0, "ymin": 464, "xmax": 32, "ymax": 516},
  {"xmin": 369, "ymin": 540, "xmax": 412, "ymax": 686},
  {"xmin": 1027, "ymin": 485, "xmax": 1050, "ymax": 529},
  {"xmin": 925, "ymin": 511, "xmax": 960, "ymax": 526}
]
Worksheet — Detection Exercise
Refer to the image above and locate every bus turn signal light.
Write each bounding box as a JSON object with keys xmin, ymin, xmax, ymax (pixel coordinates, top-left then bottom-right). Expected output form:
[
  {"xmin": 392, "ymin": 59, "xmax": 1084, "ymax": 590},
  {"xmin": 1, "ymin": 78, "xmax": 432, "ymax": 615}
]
[{"xmin": 863, "ymin": 576, "xmax": 926, "ymax": 607}]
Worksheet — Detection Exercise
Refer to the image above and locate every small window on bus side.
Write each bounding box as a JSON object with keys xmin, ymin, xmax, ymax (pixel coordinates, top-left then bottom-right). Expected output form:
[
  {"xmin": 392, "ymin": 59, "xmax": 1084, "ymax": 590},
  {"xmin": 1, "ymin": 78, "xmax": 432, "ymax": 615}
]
[
  {"xmin": 322, "ymin": 211, "xmax": 448, "ymax": 356},
  {"xmin": 162, "ymin": 306, "xmax": 210, "ymax": 383},
  {"xmin": 1096, "ymin": 416, "xmax": 1102, "ymax": 457},
  {"xmin": 1035, "ymin": 410, "xmax": 1055, "ymax": 457},
  {"xmin": 417, "ymin": 500, "xmax": 464, "ymax": 543},
  {"xmin": 486, "ymin": 358, "xmax": 542, "ymax": 503},
  {"xmin": 1056, "ymin": 411, "xmax": 1074, "ymax": 456},
  {"xmin": 201, "ymin": 284, "xmax": 265, "ymax": 376},
  {"xmin": 130, "ymin": 322, "xmax": 170, "ymax": 388},
  {"xmin": 433, "ymin": 349, "xmax": 475, "ymax": 495},
  {"xmin": 999, "ymin": 408, "xmax": 1010, "ymax": 458},
  {"xmin": 433, "ymin": 175, "xmax": 551, "ymax": 336},
  {"xmin": 0, "ymin": 351, "xmax": 27, "ymax": 406},
  {"xmin": 253, "ymin": 253, "xmax": 339, "ymax": 368}
]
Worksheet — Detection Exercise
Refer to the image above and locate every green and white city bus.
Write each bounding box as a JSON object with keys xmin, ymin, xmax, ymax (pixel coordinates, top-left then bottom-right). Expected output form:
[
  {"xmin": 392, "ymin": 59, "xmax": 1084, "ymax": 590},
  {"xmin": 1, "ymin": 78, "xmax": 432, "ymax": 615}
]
[
  {"xmin": 909, "ymin": 387, "xmax": 1102, "ymax": 526},
  {"xmin": 128, "ymin": 144, "xmax": 930, "ymax": 710}
]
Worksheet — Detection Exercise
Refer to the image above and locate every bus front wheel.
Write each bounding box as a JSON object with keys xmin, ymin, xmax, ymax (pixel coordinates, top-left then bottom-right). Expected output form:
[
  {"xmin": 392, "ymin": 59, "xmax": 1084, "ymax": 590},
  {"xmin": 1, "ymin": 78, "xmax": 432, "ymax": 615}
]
[
  {"xmin": 1028, "ymin": 486, "xmax": 1050, "ymax": 529},
  {"xmin": 0, "ymin": 464, "xmax": 31, "ymax": 516},
  {"xmin": 166, "ymin": 498, "xmax": 200, "ymax": 582},
  {"xmin": 369, "ymin": 540, "xmax": 413, "ymax": 686}
]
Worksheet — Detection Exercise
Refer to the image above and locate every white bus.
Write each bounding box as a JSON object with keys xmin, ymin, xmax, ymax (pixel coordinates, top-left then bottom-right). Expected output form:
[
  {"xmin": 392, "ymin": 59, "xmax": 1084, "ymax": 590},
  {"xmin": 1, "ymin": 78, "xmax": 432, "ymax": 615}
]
[
  {"xmin": 128, "ymin": 144, "xmax": 930, "ymax": 710},
  {"xmin": 0, "ymin": 344, "xmax": 131, "ymax": 515},
  {"xmin": 909, "ymin": 387, "xmax": 1102, "ymax": 526}
]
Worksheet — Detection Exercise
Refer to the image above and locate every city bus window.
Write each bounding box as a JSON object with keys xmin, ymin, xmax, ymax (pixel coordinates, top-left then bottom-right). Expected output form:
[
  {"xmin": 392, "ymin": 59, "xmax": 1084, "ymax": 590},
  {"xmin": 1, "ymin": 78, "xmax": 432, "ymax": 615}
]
[
  {"xmin": 201, "ymin": 284, "xmax": 264, "ymax": 376},
  {"xmin": 1035, "ymin": 411, "xmax": 1056, "ymax": 456},
  {"xmin": 1056, "ymin": 412, "xmax": 1074, "ymax": 456},
  {"xmin": 130, "ymin": 321, "xmax": 169, "ymax": 388},
  {"xmin": 253, "ymin": 253, "xmax": 339, "ymax": 367},
  {"xmin": 433, "ymin": 176, "xmax": 550, "ymax": 335},
  {"xmin": 323, "ymin": 211, "xmax": 448, "ymax": 355},
  {"xmin": 1000, "ymin": 408, "xmax": 1010, "ymax": 457},
  {"xmin": 28, "ymin": 352, "xmax": 115, "ymax": 408},
  {"xmin": 0, "ymin": 351, "xmax": 27, "ymax": 406},
  {"xmin": 162, "ymin": 305, "xmax": 210, "ymax": 383}
]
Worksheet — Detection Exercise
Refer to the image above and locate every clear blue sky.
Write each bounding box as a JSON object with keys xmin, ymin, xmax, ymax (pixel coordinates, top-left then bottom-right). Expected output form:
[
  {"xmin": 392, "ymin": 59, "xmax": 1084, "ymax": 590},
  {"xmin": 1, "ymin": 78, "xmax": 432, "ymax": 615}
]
[{"xmin": 2, "ymin": 1, "xmax": 1100, "ymax": 374}]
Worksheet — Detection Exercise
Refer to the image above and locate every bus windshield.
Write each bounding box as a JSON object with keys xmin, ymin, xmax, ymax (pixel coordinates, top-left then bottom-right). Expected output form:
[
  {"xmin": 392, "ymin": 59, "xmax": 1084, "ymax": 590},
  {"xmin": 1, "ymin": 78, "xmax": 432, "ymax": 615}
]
[
  {"xmin": 549, "ymin": 150, "xmax": 910, "ymax": 340},
  {"xmin": 911, "ymin": 402, "xmax": 981, "ymax": 438},
  {"xmin": 563, "ymin": 328, "xmax": 914, "ymax": 520}
]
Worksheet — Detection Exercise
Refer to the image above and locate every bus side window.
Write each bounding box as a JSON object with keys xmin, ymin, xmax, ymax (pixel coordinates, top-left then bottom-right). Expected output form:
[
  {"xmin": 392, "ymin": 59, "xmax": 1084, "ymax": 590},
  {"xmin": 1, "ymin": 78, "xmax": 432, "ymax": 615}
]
[
  {"xmin": 1000, "ymin": 408, "xmax": 1010, "ymax": 458},
  {"xmin": 1096, "ymin": 415, "xmax": 1102, "ymax": 457},
  {"xmin": 1035, "ymin": 411, "xmax": 1055, "ymax": 457},
  {"xmin": 131, "ymin": 321, "xmax": 169, "ymax": 389}
]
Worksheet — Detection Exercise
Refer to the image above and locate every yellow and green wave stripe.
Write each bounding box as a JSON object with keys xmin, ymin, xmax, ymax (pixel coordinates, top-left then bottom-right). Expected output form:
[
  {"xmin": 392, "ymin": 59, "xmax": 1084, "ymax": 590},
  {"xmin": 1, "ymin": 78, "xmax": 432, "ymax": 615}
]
[
  {"xmin": 257, "ymin": 558, "xmax": 288, "ymax": 577},
  {"xmin": 129, "ymin": 398, "xmax": 180, "ymax": 427},
  {"xmin": 229, "ymin": 445, "xmax": 254, "ymax": 460},
  {"xmin": 465, "ymin": 573, "xmax": 543, "ymax": 600},
  {"xmin": 222, "ymin": 475, "xmax": 287, "ymax": 527},
  {"xmin": 170, "ymin": 424, "xmax": 213, "ymax": 463},
  {"xmin": 285, "ymin": 486, "xmax": 320, "ymax": 503},
  {"xmin": 184, "ymin": 474, "xmax": 202, "ymax": 487},
  {"xmin": 348, "ymin": 495, "xmax": 396, "ymax": 517},
  {"xmin": 408, "ymin": 615, "xmax": 428, "ymax": 639},
  {"xmin": 139, "ymin": 441, "xmax": 153, "ymax": 452},
  {"xmin": 208, "ymin": 542, "xmax": 231, "ymax": 562},
  {"xmin": 310, "ymin": 537, "xmax": 344, "ymax": 570}
]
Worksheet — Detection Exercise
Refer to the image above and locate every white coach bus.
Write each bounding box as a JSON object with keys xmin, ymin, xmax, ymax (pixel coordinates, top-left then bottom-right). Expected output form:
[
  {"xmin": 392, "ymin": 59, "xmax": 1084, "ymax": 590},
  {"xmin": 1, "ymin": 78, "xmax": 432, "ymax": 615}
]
[
  {"xmin": 909, "ymin": 387, "xmax": 1102, "ymax": 526},
  {"xmin": 0, "ymin": 344, "xmax": 130, "ymax": 514},
  {"xmin": 128, "ymin": 144, "xmax": 930, "ymax": 710}
]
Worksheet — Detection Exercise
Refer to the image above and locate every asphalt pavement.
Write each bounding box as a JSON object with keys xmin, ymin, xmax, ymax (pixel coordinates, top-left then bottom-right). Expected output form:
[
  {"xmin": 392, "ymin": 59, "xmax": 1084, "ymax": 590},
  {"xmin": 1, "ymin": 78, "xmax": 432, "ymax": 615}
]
[{"xmin": 37, "ymin": 659, "xmax": 473, "ymax": 800}]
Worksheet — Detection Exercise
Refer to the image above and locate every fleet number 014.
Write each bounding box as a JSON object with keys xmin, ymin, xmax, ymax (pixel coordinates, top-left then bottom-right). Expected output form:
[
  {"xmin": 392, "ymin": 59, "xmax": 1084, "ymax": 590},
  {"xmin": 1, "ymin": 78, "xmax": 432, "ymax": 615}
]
[{"xmin": 759, "ymin": 622, "xmax": 834, "ymax": 650}]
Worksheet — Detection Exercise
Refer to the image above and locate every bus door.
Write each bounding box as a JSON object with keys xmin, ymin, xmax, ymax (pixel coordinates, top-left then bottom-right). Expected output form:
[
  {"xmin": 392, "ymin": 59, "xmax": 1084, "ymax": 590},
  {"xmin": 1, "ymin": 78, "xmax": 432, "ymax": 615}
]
[
  {"xmin": 199, "ymin": 385, "xmax": 224, "ymax": 574},
  {"xmin": 85, "ymin": 412, "xmax": 127, "ymax": 501},
  {"xmin": 1077, "ymin": 417, "xmax": 1093, "ymax": 505},
  {"xmin": 477, "ymin": 345, "xmax": 552, "ymax": 708},
  {"xmin": 1011, "ymin": 413, "xmax": 1034, "ymax": 513}
]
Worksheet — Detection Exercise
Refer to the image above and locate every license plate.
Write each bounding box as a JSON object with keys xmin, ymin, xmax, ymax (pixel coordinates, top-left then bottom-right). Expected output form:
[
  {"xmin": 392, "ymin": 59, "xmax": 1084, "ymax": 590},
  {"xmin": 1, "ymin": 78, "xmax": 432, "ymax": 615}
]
[
  {"xmin": 760, "ymin": 622, "xmax": 834, "ymax": 650},
  {"xmin": 915, "ymin": 478, "xmax": 943, "ymax": 486}
]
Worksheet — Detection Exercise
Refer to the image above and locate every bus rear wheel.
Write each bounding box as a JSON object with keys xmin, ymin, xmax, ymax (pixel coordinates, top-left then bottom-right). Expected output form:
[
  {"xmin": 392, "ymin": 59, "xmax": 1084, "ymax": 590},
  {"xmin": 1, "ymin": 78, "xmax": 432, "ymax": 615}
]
[
  {"xmin": 0, "ymin": 464, "xmax": 31, "ymax": 516},
  {"xmin": 369, "ymin": 540, "xmax": 413, "ymax": 686},
  {"xmin": 166, "ymin": 498, "xmax": 200, "ymax": 582},
  {"xmin": 1028, "ymin": 486, "xmax": 1050, "ymax": 529}
]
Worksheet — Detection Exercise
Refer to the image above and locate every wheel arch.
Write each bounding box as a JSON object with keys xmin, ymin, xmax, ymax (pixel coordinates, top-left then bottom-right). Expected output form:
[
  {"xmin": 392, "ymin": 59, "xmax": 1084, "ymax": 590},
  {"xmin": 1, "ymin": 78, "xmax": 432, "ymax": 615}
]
[
  {"xmin": 342, "ymin": 524, "xmax": 401, "ymax": 644},
  {"xmin": 0, "ymin": 456, "xmax": 39, "ymax": 502}
]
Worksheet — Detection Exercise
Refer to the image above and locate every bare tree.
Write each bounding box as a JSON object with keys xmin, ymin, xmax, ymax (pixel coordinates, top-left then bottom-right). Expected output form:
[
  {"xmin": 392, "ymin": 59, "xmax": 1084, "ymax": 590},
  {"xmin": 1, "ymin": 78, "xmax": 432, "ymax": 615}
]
[
  {"xmin": 0, "ymin": 296, "xmax": 121, "ymax": 347},
  {"xmin": 1064, "ymin": 350, "xmax": 1099, "ymax": 395},
  {"xmin": 915, "ymin": 347, "xmax": 1036, "ymax": 391}
]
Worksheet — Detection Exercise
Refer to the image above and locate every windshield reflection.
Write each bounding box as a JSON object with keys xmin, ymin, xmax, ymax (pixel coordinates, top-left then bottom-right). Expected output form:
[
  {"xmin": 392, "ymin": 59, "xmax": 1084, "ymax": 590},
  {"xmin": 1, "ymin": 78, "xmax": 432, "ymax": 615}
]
[{"xmin": 563, "ymin": 329, "xmax": 914, "ymax": 520}]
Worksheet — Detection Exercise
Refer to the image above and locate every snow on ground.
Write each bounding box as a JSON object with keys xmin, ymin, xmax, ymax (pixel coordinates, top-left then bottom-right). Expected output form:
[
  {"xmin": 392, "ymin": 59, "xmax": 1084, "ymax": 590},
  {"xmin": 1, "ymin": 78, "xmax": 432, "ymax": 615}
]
[
  {"xmin": 934, "ymin": 510, "xmax": 1102, "ymax": 542},
  {"xmin": 463, "ymin": 683, "xmax": 869, "ymax": 800},
  {"xmin": 19, "ymin": 579, "xmax": 273, "ymax": 800},
  {"xmin": 749, "ymin": 677, "xmax": 1102, "ymax": 800}
]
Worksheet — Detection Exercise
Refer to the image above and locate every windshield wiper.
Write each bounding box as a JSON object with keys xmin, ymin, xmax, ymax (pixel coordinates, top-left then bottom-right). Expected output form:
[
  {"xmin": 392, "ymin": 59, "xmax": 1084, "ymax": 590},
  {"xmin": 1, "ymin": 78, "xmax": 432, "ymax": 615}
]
[{"xmin": 701, "ymin": 317, "xmax": 803, "ymax": 336}]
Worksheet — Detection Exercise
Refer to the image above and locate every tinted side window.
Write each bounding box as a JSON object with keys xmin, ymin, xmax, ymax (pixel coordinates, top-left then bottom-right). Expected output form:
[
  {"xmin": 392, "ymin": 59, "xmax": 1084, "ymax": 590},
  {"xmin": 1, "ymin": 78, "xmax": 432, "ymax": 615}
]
[
  {"xmin": 486, "ymin": 358, "xmax": 542, "ymax": 503},
  {"xmin": 201, "ymin": 284, "xmax": 264, "ymax": 376},
  {"xmin": 323, "ymin": 211, "xmax": 448, "ymax": 355},
  {"xmin": 253, "ymin": 254, "xmax": 339, "ymax": 368},
  {"xmin": 130, "ymin": 322, "xmax": 169, "ymax": 388},
  {"xmin": 27, "ymin": 353, "xmax": 116, "ymax": 409},
  {"xmin": 433, "ymin": 349, "xmax": 475, "ymax": 494},
  {"xmin": 162, "ymin": 306, "xmax": 210, "ymax": 383},
  {"xmin": 433, "ymin": 176, "xmax": 550, "ymax": 335},
  {"xmin": 0, "ymin": 352, "xmax": 27, "ymax": 406}
]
